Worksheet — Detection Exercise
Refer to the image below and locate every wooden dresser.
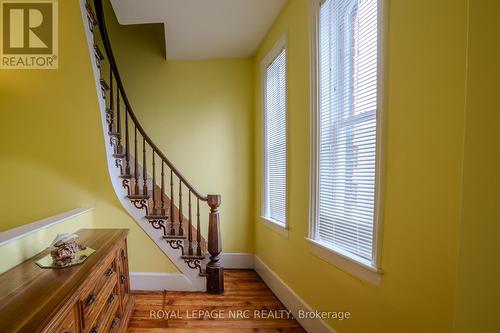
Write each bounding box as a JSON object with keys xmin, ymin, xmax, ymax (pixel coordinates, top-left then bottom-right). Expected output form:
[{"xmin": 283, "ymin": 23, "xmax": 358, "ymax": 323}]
[{"xmin": 0, "ymin": 229, "xmax": 134, "ymax": 333}]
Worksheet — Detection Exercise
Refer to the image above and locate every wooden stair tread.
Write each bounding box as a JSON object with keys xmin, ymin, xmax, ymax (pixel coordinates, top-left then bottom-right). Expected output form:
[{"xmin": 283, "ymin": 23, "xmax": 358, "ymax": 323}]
[
  {"xmin": 145, "ymin": 215, "xmax": 169, "ymax": 220},
  {"xmin": 181, "ymin": 254, "xmax": 207, "ymax": 260},
  {"xmin": 93, "ymin": 44, "xmax": 104, "ymax": 60},
  {"xmin": 163, "ymin": 235, "xmax": 187, "ymax": 240},
  {"xmin": 85, "ymin": 2, "xmax": 97, "ymax": 26},
  {"xmin": 127, "ymin": 194, "xmax": 150, "ymax": 200},
  {"xmin": 100, "ymin": 79, "xmax": 110, "ymax": 91}
]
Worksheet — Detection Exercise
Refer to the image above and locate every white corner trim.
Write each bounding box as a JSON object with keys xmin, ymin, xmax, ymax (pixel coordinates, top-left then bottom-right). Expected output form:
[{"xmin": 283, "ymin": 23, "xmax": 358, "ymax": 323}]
[
  {"xmin": 254, "ymin": 256, "xmax": 337, "ymax": 333},
  {"xmin": 260, "ymin": 32, "xmax": 287, "ymax": 70},
  {"xmin": 0, "ymin": 208, "xmax": 94, "ymax": 247},
  {"xmin": 130, "ymin": 272, "xmax": 195, "ymax": 291},
  {"xmin": 261, "ymin": 217, "xmax": 289, "ymax": 238},
  {"xmin": 306, "ymin": 238, "xmax": 382, "ymax": 286},
  {"xmin": 307, "ymin": 0, "xmax": 320, "ymax": 242},
  {"xmin": 221, "ymin": 253, "xmax": 254, "ymax": 269}
]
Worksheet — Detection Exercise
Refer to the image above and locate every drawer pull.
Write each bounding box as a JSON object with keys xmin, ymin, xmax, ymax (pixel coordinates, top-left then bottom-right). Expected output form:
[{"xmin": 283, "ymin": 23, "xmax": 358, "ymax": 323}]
[
  {"xmin": 86, "ymin": 293, "xmax": 97, "ymax": 306},
  {"xmin": 120, "ymin": 250, "xmax": 126, "ymax": 260},
  {"xmin": 107, "ymin": 292, "xmax": 116, "ymax": 304},
  {"xmin": 105, "ymin": 267, "xmax": 114, "ymax": 277},
  {"xmin": 110, "ymin": 317, "xmax": 120, "ymax": 330},
  {"xmin": 90, "ymin": 325, "xmax": 99, "ymax": 333},
  {"xmin": 120, "ymin": 274, "xmax": 126, "ymax": 284}
]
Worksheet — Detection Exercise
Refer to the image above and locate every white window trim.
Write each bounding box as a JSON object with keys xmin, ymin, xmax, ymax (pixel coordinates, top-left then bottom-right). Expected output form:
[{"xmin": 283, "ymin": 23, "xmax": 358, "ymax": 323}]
[
  {"xmin": 261, "ymin": 216, "xmax": 289, "ymax": 238},
  {"xmin": 307, "ymin": 0, "xmax": 387, "ymax": 285},
  {"xmin": 260, "ymin": 33, "xmax": 289, "ymax": 236}
]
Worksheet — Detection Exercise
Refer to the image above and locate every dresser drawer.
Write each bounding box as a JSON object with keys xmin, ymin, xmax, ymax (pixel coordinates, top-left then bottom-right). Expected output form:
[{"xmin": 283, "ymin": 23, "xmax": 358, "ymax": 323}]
[
  {"xmin": 116, "ymin": 240, "xmax": 130, "ymax": 309},
  {"xmin": 107, "ymin": 303, "xmax": 122, "ymax": 332},
  {"xmin": 81, "ymin": 255, "xmax": 118, "ymax": 331},
  {"xmin": 85, "ymin": 283, "xmax": 120, "ymax": 333},
  {"xmin": 48, "ymin": 304, "xmax": 79, "ymax": 333}
]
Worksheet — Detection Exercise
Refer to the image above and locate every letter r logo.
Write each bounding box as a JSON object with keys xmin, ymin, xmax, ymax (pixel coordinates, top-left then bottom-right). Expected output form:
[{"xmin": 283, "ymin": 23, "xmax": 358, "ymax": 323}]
[
  {"xmin": 2, "ymin": 1, "xmax": 54, "ymax": 54},
  {"xmin": 9, "ymin": 7, "xmax": 48, "ymax": 48}
]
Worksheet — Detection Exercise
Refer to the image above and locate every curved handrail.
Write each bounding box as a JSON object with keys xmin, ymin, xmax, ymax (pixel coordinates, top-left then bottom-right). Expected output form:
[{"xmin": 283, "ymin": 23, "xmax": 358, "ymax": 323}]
[{"xmin": 92, "ymin": 0, "xmax": 208, "ymax": 201}]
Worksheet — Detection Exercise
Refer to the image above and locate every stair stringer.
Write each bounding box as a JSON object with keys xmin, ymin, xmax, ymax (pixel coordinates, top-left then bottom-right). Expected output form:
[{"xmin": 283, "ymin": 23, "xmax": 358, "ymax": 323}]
[{"xmin": 78, "ymin": 0, "xmax": 208, "ymax": 292}]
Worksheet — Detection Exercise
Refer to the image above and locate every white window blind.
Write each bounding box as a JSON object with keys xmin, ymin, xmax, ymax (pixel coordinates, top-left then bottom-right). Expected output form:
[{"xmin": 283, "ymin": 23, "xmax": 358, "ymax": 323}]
[
  {"xmin": 263, "ymin": 47, "xmax": 287, "ymax": 225},
  {"xmin": 317, "ymin": 0, "xmax": 379, "ymax": 262}
]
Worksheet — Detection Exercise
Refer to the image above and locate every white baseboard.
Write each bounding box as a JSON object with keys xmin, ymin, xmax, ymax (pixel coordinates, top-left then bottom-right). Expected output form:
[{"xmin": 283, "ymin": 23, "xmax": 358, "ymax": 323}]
[
  {"xmin": 130, "ymin": 253, "xmax": 254, "ymax": 291},
  {"xmin": 221, "ymin": 252, "xmax": 254, "ymax": 269},
  {"xmin": 130, "ymin": 272, "xmax": 194, "ymax": 291},
  {"xmin": 254, "ymin": 256, "xmax": 337, "ymax": 333}
]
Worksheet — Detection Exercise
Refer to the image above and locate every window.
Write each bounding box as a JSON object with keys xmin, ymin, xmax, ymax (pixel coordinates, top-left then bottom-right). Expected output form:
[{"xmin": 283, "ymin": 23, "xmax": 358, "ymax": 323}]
[
  {"xmin": 309, "ymin": 0, "xmax": 383, "ymax": 281},
  {"xmin": 262, "ymin": 35, "xmax": 287, "ymax": 230}
]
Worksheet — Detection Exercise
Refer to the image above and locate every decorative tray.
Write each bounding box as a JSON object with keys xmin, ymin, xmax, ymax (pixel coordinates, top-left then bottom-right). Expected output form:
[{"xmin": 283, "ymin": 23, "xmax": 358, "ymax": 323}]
[{"xmin": 35, "ymin": 247, "xmax": 96, "ymax": 269}]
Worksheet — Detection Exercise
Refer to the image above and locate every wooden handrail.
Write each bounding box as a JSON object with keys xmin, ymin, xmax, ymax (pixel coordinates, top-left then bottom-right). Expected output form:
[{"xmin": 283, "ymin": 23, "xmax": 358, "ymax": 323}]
[{"xmin": 93, "ymin": 0, "xmax": 208, "ymax": 201}]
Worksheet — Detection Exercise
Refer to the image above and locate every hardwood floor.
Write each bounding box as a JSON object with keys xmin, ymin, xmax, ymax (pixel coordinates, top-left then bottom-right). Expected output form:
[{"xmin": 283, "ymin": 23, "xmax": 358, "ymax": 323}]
[{"xmin": 128, "ymin": 270, "xmax": 306, "ymax": 332}]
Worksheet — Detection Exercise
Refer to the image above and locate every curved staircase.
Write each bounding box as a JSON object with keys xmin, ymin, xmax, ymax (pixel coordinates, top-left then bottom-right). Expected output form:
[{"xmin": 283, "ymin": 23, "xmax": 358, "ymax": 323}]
[{"xmin": 80, "ymin": 0, "xmax": 224, "ymax": 294}]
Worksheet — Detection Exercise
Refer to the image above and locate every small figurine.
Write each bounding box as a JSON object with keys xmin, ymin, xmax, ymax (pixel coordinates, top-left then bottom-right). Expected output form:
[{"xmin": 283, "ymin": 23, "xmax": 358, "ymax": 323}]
[{"xmin": 50, "ymin": 233, "xmax": 87, "ymax": 267}]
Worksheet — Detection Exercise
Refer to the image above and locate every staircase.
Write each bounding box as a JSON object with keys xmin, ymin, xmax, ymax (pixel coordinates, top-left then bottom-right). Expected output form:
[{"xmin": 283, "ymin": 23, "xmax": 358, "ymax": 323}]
[{"xmin": 80, "ymin": 0, "xmax": 224, "ymax": 294}]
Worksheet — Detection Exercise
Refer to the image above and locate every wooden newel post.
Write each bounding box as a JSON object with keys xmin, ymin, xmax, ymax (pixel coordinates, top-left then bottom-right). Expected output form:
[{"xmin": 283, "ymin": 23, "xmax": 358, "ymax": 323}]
[{"xmin": 206, "ymin": 194, "xmax": 223, "ymax": 294}]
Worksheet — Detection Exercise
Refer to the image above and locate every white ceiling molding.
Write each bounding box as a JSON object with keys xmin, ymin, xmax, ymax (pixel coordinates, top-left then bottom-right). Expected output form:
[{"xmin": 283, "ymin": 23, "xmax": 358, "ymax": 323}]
[{"xmin": 110, "ymin": 0, "xmax": 287, "ymax": 60}]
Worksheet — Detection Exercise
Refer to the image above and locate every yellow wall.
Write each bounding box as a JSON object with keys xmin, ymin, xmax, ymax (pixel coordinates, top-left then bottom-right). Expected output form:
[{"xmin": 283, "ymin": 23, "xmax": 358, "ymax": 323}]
[
  {"xmin": 453, "ymin": 1, "xmax": 500, "ymax": 332},
  {"xmin": 104, "ymin": 3, "xmax": 255, "ymax": 253},
  {"xmin": 253, "ymin": 0, "xmax": 468, "ymax": 332},
  {"xmin": 0, "ymin": 209, "xmax": 93, "ymax": 274},
  {"xmin": 0, "ymin": 0, "xmax": 176, "ymax": 273}
]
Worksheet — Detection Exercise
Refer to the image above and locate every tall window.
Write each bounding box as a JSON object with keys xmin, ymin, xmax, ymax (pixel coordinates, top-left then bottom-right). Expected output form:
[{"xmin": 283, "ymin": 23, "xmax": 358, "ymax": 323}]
[
  {"xmin": 310, "ymin": 0, "xmax": 382, "ymax": 269},
  {"xmin": 262, "ymin": 37, "xmax": 287, "ymax": 227}
]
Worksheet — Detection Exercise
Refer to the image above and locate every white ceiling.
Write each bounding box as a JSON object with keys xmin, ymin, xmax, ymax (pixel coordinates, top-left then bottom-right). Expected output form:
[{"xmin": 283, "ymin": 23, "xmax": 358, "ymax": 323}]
[{"xmin": 110, "ymin": 0, "xmax": 287, "ymax": 60}]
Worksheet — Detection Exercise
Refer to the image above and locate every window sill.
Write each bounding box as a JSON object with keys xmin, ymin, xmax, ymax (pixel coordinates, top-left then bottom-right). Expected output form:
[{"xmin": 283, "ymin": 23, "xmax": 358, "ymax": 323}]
[
  {"xmin": 305, "ymin": 238, "xmax": 383, "ymax": 286},
  {"xmin": 260, "ymin": 216, "xmax": 288, "ymax": 238}
]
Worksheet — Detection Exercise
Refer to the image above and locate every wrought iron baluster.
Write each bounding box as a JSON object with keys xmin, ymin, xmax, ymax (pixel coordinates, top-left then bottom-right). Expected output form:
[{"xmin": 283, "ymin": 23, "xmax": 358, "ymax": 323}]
[
  {"xmin": 110, "ymin": 69, "xmax": 113, "ymax": 108},
  {"xmin": 116, "ymin": 89, "xmax": 121, "ymax": 154},
  {"xmin": 152, "ymin": 151, "xmax": 156, "ymax": 213},
  {"xmin": 188, "ymin": 191, "xmax": 193, "ymax": 255},
  {"xmin": 170, "ymin": 169, "xmax": 175, "ymax": 235},
  {"xmin": 196, "ymin": 198, "xmax": 201, "ymax": 256},
  {"xmin": 134, "ymin": 126, "xmax": 139, "ymax": 195},
  {"xmin": 161, "ymin": 162, "xmax": 166, "ymax": 216},
  {"xmin": 108, "ymin": 69, "xmax": 114, "ymax": 133},
  {"xmin": 178, "ymin": 182, "xmax": 183, "ymax": 236},
  {"xmin": 124, "ymin": 107, "xmax": 130, "ymax": 175},
  {"xmin": 142, "ymin": 137, "xmax": 147, "ymax": 196}
]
